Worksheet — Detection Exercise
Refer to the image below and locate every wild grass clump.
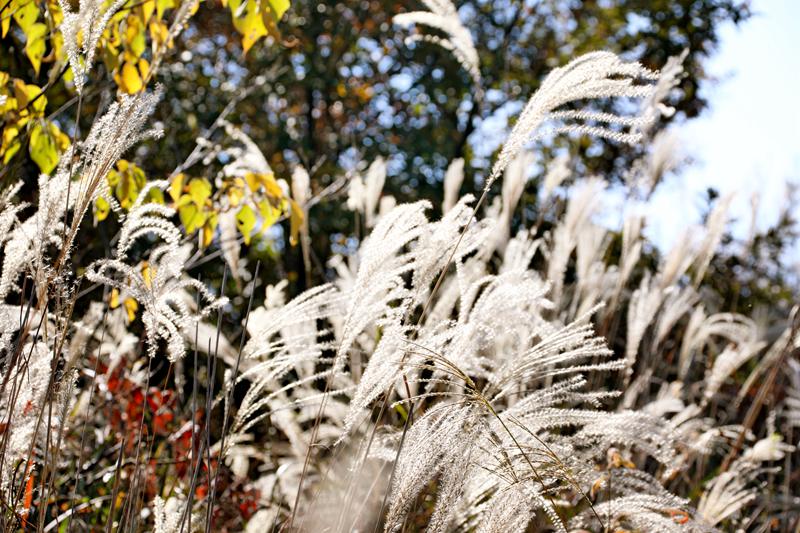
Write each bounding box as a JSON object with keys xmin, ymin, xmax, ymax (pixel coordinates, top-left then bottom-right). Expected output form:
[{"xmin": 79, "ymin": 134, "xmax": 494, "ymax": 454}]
[{"xmin": 0, "ymin": 0, "xmax": 797, "ymax": 531}]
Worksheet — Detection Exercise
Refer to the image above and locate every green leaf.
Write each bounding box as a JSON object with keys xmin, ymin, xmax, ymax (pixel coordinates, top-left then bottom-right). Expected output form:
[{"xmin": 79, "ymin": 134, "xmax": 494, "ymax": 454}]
[
  {"xmin": 147, "ymin": 188, "xmax": 165, "ymax": 205},
  {"xmin": 236, "ymin": 204, "xmax": 257, "ymax": 245},
  {"xmin": 394, "ymin": 403, "xmax": 408, "ymax": 422}
]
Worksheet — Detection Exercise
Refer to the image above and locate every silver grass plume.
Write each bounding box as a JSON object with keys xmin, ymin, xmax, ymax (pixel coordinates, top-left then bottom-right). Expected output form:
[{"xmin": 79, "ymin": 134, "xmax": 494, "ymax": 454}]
[
  {"xmin": 638, "ymin": 49, "xmax": 689, "ymax": 138},
  {"xmin": 234, "ymin": 283, "xmax": 342, "ymax": 440},
  {"xmin": 679, "ymin": 312, "xmax": 759, "ymax": 380},
  {"xmin": 66, "ymin": 88, "xmax": 163, "ymax": 257},
  {"xmin": 540, "ymin": 153, "xmax": 570, "ymax": 204},
  {"xmin": 658, "ymin": 226, "xmax": 698, "ymax": 289},
  {"xmin": 152, "ymin": 496, "xmax": 184, "ymax": 533},
  {"xmin": 545, "ymin": 178, "xmax": 605, "ymax": 305},
  {"xmin": 0, "ymin": 181, "xmax": 24, "ymax": 249},
  {"xmin": 340, "ymin": 197, "xmax": 488, "ymax": 435},
  {"xmin": 334, "ymin": 201, "xmax": 430, "ymax": 371},
  {"xmin": 654, "ymin": 286, "xmax": 698, "ymax": 347},
  {"xmin": 627, "ymin": 128, "xmax": 681, "ymax": 197},
  {"xmin": 697, "ymin": 435, "xmax": 792, "ymax": 527},
  {"xmin": 220, "ymin": 121, "xmax": 274, "ymax": 177},
  {"xmin": 625, "ymin": 274, "xmax": 666, "ymax": 380},
  {"xmin": 364, "ymin": 157, "xmax": 387, "ymax": 228},
  {"xmin": 394, "ymin": 0, "xmax": 482, "ymax": 96},
  {"xmin": 692, "ymin": 192, "xmax": 734, "ymax": 286},
  {"xmin": 487, "ymin": 52, "xmax": 659, "ymax": 189},
  {"xmin": 619, "ymin": 213, "xmax": 644, "ymax": 288},
  {"xmin": 58, "ymin": 0, "xmax": 128, "ymax": 93},
  {"xmin": 703, "ymin": 341, "xmax": 766, "ymax": 403},
  {"xmin": 0, "ymin": 342, "xmax": 52, "ymax": 483},
  {"xmin": 442, "ymin": 157, "xmax": 465, "ymax": 214},
  {"xmin": 0, "ymin": 171, "xmax": 73, "ymax": 299},
  {"xmin": 484, "ymin": 151, "xmax": 533, "ymax": 257},
  {"xmin": 85, "ymin": 183, "xmax": 225, "ymax": 361}
]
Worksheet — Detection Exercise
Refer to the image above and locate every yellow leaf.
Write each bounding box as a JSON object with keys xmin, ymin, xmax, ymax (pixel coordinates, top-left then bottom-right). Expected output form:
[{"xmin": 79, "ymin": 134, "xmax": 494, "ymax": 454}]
[
  {"xmin": 245, "ymin": 171, "xmax": 283, "ymax": 197},
  {"xmin": 117, "ymin": 62, "xmax": 143, "ymax": 94},
  {"xmin": 46, "ymin": 0, "xmax": 63, "ymax": 25},
  {"xmin": 141, "ymin": 262, "xmax": 153, "ymax": 289},
  {"xmin": 110, "ymin": 288, "xmax": 120, "ymax": 308},
  {"xmin": 201, "ymin": 213, "xmax": 217, "ymax": 248},
  {"xmin": 109, "ymin": 156, "xmax": 147, "ymax": 210},
  {"xmin": 267, "ymin": 0, "xmax": 290, "ymax": 20},
  {"xmin": 149, "ymin": 19, "xmax": 169, "ymax": 49},
  {"xmin": 0, "ymin": 95, "xmax": 13, "ymax": 114},
  {"xmin": 257, "ymin": 198, "xmax": 280, "ymax": 230},
  {"xmin": 51, "ymin": 121, "xmax": 70, "ymax": 150},
  {"xmin": 123, "ymin": 297, "xmax": 138, "ymax": 322},
  {"xmin": 169, "ymin": 173, "xmax": 184, "ymax": 203},
  {"xmin": 50, "ymin": 30, "xmax": 64, "ymax": 64},
  {"xmin": 227, "ymin": 184, "xmax": 245, "ymax": 207},
  {"xmin": 393, "ymin": 403, "xmax": 408, "ymax": 422},
  {"xmin": 201, "ymin": 225, "xmax": 213, "ymax": 248},
  {"xmin": 13, "ymin": 79, "xmax": 46, "ymax": 116},
  {"xmin": 141, "ymin": 0, "xmax": 156, "ymax": 23},
  {"xmin": 155, "ymin": 0, "xmax": 175, "ymax": 18},
  {"xmin": 260, "ymin": 0, "xmax": 290, "ymax": 41},
  {"xmin": 25, "ymin": 22, "xmax": 48, "ymax": 75},
  {"xmin": 244, "ymin": 172, "xmax": 260, "ymax": 193},
  {"xmin": 116, "ymin": 174, "xmax": 132, "ymax": 208},
  {"xmin": 188, "ymin": 178, "xmax": 212, "ymax": 205},
  {"xmin": 29, "ymin": 121, "xmax": 59, "ymax": 174},
  {"xmin": 262, "ymin": 173, "xmax": 284, "ymax": 198},
  {"xmin": 106, "ymin": 168, "xmax": 121, "ymax": 187},
  {"xmin": 95, "ymin": 196, "xmax": 110, "ymax": 222},
  {"xmin": 147, "ymin": 187, "xmax": 164, "ymax": 205},
  {"xmin": 229, "ymin": 0, "xmax": 267, "ymax": 54},
  {"xmin": 11, "ymin": 0, "xmax": 38, "ymax": 35},
  {"xmin": 289, "ymin": 199, "xmax": 303, "ymax": 246},
  {"xmin": 179, "ymin": 202, "xmax": 202, "ymax": 233},
  {"xmin": 1, "ymin": 125, "xmax": 22, "ymax": 163},
  {"xmin": 235, "ymin": 204, "xmax": 256, "ymax": 245},
  {"xmin": 1, "ymin": 10, "xmax": 10, "ymax": 38},
  {"xmin": 138, "ymin": 58, "xmax": 150, "ymax": 80},
  {"xmin": 124, "ymin": 15, "xmax": 146, "ymax": 58},
  {"xmin": 105, "ymin": 19, "xmax": 122, "ymax": 48}
]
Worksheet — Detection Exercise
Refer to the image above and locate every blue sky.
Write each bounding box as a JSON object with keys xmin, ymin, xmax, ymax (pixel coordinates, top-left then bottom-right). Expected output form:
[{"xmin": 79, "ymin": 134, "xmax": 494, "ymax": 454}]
[{"xmin": 645, "ymin": 0, "xmax": 800, "ymax": 256}]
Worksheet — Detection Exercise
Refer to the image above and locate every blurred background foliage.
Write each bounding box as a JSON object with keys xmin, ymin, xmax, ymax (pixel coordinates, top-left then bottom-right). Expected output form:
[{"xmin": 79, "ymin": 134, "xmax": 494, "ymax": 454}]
[{"xmin": 3, "ymin": 0, "xmax": 796, "ymax": 316}]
